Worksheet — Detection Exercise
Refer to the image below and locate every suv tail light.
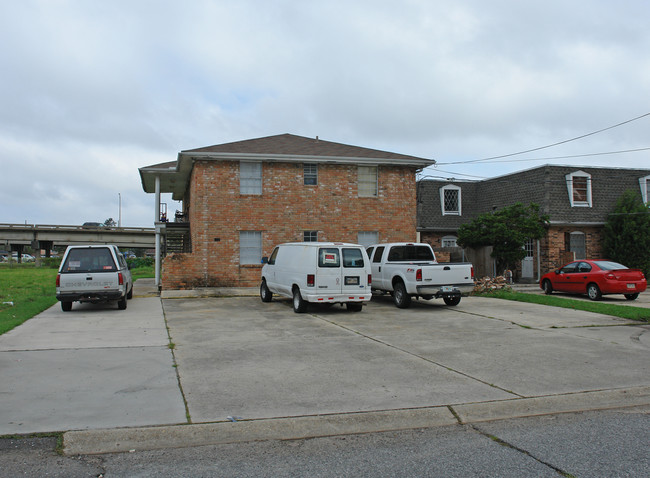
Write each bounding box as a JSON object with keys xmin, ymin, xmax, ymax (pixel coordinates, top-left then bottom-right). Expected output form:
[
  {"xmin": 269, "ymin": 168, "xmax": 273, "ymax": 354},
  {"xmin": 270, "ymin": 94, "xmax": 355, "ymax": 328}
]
[
  {"xmin": 416, "ymin": 269, "xmax": 422, "ymax": 281},
  {"xmin": 56, "ymin": 274, "xmax": 60, "ymax": 287},
  {"xmin": 118, "ymin": 272, "xmax": 124, "ymax": 285},
  {"xmin": 307, "ymin": 274, "xmax": 315, "ymax": 287}
]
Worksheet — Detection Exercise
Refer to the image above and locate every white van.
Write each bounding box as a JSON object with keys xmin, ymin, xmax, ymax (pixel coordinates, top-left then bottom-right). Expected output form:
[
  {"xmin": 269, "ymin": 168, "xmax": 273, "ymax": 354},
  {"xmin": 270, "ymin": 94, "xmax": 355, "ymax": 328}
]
[{"xmin": 260, "ymin": 242, "xmax": 372, "ymax": 313}]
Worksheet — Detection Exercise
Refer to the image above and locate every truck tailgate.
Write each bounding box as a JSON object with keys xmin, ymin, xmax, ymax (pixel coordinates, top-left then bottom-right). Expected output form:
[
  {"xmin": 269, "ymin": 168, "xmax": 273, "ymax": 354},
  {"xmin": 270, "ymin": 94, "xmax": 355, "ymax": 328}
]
[
  {"xmin": 422, "ymin": 263, "xmax": 473, "ymax": 286},
  {"xmin": 59, "ymin": 272, "xmax": 120, "ymax": 292}
]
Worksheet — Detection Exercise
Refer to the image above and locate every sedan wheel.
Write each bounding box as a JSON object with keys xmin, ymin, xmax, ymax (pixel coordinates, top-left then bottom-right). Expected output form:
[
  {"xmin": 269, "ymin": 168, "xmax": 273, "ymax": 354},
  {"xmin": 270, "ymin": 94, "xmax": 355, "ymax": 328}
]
[
  {"xmin": 542, "ymin": 280, "xmax": 553, "ymax": 295},
  {"xmin": 624, "ymin": 293, "xmax": 639, "ymax": 301},
  {"xmin": 587, "ymin": 283, "xmax": 602, "ymax": 301}
]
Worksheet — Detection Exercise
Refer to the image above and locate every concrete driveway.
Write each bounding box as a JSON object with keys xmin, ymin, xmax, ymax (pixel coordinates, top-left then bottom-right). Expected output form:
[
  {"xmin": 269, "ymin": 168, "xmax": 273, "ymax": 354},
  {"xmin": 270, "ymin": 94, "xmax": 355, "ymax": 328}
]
[{"xmin": 1, "ymin": 282, "xmax": 649, "ymax": 454}]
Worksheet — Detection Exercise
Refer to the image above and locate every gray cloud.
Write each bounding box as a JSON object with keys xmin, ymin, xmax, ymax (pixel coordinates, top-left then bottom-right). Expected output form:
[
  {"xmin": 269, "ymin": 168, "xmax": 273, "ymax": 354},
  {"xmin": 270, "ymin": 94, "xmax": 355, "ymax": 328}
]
[{"xmin": 1, "ymin": 0, "xmax": 649, "ymax": 225}]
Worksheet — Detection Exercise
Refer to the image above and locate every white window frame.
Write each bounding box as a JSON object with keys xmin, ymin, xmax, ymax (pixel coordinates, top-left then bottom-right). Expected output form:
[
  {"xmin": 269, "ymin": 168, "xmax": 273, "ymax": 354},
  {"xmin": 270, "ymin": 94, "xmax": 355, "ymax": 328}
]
[
  {"xmin": 240, "ymin": 162, "xmax": 262, "ymax": 195},
  {"xmin": 441, "ymin": 235, "xmax": 458, "ymax": 247},
  {"xmin": 304, "ymin": 163, "xmax": 318, "ymax": 186},
  {"xmin": 440, "ymin": 185, "xmax": 462, "ymax": 215},
  {"xmin": 440, "ymin": 236, "xmax": 458, "ymax": 247},
  {"xmin": 358, "ymin": 166, "xmax": 378, "ymax": 197},
  {"xmin": 357, "ymin": 231, "xmax": 379, "ymax": 247},
  {"xmin": 639, "ymin": 175, "xmax": 650, "ymax": 204},
  {"xmin": 239, "ymin": 231, "xmax": 262, "ymax": 264},
  {"xmin": 565, "ymin": 171, "xmax": 592, "ymax": 207}
]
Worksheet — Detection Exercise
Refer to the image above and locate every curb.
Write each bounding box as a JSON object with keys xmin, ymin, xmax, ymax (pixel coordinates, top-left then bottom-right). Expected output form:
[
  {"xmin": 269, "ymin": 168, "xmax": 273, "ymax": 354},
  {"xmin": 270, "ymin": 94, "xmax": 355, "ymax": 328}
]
[{"xmin": 62, "ymin": 385, "xmax": 650, "ymax": 455}]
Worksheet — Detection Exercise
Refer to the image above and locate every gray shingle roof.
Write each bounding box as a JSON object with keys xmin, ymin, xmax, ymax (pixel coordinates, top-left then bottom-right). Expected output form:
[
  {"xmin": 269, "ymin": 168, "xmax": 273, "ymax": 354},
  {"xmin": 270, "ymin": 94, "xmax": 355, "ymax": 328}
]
[{"xmin": 418, "ymin": 164, "xmax": 650, "ymax": 230}]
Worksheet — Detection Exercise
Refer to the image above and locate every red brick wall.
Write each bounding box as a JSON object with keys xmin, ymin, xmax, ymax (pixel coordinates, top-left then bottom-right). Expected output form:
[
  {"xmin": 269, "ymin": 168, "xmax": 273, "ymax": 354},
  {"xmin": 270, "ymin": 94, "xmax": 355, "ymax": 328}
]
[
  {"xmin": 540, "ymin": 225, "xmax": 604, "ymax": 273},
  {"xmin": 162, "ymin": 160, "xmax": 418, "ymax": 289}
]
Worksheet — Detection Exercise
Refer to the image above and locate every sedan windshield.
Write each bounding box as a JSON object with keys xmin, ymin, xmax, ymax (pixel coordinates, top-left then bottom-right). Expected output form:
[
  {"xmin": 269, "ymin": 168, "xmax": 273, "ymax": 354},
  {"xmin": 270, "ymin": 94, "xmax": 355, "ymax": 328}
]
[{"xmin": 592, "ymin": 261, "xmax": 627, "ymax": 271}]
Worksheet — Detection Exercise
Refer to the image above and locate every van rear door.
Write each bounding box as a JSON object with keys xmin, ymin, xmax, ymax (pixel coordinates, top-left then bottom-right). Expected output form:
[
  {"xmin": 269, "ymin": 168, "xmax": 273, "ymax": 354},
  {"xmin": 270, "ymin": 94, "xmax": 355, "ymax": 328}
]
[
  {"xmin": 341, "ymin": 247, "xmax": 368, "ymax": 295},
  {"xmin": 316, "ymin": 247, "xmax": 342, "ymax": 294}
]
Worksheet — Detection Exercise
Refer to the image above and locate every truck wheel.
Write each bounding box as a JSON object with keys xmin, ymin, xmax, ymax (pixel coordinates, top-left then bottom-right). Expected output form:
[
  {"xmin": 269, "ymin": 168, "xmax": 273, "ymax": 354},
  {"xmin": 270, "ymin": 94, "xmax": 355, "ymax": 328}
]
[
  {"xmin": 61, "ymin": 301, "xmax": 72, "ymax": 312},
  {"xmin": 260, "ymin": 280, "xmax": 273, "ymax": 302},
  {"xmin": 393, "ymin": 281, "xmax": 411, "ymax": 309},
  {"xmin": 127, "ymin": 284, "xmax": 133, "ymax": 299},
  {"xmin": 346, "ymin": 302, "xmax": 363, "ymax": 312},
  {"xmin": 118, "ymin": 297, "xmax": 127, "ymax": 310},
  {"xmin": 292, "ymin": 288, "xmax": 307, "ymax": 313},
  {"xmin": 443, "ymin": 296, "xmax": 461, "ymax": 306},
  {"xmin": 587, "ymin": 283, "xmax": 602, "ymax": 301}
]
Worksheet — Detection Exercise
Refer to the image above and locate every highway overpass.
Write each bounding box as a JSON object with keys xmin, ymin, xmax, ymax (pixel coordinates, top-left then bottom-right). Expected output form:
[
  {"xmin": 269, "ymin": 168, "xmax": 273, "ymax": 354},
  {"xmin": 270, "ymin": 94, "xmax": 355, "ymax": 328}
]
[{"xmin": 0, "ymin": 223, "xmax": 155, "ymax": 258}]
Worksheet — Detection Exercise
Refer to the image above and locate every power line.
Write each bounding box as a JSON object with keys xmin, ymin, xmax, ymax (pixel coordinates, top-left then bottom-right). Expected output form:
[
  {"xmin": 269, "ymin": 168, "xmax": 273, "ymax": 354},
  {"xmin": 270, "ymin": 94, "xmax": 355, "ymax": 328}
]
[
  {"xmin": 436, "ymin": 146, "xmax": 650, "ymax": 166},
  {"xmin": 435, "ymin": 112, "xmax": 650, "ymax": 166}
]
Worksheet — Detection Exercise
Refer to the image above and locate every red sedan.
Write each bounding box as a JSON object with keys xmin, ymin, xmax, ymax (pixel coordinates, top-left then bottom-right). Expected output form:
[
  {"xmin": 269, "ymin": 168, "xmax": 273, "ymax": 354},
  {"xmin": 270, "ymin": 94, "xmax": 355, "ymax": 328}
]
[{"xmin": 540, "ymin": 260, "xmax": 647, "ymax": 301}]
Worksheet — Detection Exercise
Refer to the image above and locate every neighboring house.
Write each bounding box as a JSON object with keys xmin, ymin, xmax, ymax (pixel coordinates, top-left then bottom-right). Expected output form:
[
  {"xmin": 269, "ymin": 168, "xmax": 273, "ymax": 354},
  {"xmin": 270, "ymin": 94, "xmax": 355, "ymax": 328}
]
[
  {"xmin": 139, "ymin": 134, "xmax": 434, "ymax": 289},
  {"xmin": 417, "ymin": 164, "xmax": 650, "ymax": 281}
]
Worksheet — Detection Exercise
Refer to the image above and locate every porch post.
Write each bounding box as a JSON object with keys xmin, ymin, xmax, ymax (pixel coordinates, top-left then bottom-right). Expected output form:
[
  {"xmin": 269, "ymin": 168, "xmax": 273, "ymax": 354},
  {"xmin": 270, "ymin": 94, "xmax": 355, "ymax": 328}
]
[{"xmin": 154, "ymin": 175, "xmax": 161, "ymax": 289}]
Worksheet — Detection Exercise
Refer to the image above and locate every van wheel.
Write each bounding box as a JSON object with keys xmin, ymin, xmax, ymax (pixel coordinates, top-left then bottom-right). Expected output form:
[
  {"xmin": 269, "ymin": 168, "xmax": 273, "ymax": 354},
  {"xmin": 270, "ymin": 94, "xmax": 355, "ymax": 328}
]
[
  {"xmin": 346, "ymin": 303, "xmax": 363, "ymax": 312},
  {"xmin": 443, "ymin": 296, "xmax": 461, "ymax": 306},
  {"xmin": 118, "ymin": 297, "xmax": 127, "ymax": 310},
  {"xmin": 61, "ymin": 301, "xmax": 72, "ymax": 312},
  {"xmin": 393, "ymin": 281, "xmax": 411, "ymax": 309},
  {"xmin": 292, "ymin": 288, "xmax": 307, "ymax": 313},
  {"xmin": 260, "ymin": 280, "xmax": 273, "ymax": 302}
]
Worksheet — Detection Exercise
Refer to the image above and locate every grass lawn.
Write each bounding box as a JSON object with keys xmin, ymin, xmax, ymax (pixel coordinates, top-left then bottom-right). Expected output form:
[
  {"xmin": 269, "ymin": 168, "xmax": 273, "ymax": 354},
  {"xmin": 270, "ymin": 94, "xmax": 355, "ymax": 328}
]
[
  {"xmin": 478, "ymin": 289, "xmax": 650, "ymax": 322},
  {"xmin": 0, "ymin": 264, "xmax": 155, "ymax": 335},
  {"xmin": 0, "ymin": 265, "xmax": 58, "ymax": 335}
]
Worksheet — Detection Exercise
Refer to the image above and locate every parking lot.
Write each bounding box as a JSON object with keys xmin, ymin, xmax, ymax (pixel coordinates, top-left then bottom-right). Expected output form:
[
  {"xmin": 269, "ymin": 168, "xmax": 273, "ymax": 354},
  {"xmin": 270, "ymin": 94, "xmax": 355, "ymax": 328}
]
[{"xmin": 1, "ymin": 283, "xmax": 649, "ymax": 454}]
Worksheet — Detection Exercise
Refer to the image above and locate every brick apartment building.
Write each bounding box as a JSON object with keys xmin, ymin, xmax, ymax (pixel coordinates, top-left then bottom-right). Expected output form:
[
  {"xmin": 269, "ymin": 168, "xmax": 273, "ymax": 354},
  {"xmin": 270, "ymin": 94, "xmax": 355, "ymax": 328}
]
[
  {"xmin": 139, "ymin": 134, "xmax": 434, "ymax": 289},
  {"xmin": 417, "ymin": 165, "xmax": 650, "ymax": 281}
]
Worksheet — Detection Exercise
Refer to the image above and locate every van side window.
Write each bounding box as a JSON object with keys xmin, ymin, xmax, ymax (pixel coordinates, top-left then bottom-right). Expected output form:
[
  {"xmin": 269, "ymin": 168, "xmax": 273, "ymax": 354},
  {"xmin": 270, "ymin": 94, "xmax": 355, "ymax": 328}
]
[
  {"xmin": 268, "ymin": 247, "xmax": 279, "ymax": 265},
  {"xmin": 343, "ymin": 248, "xmax": 364, "ymax": 268},
  {"xmin": 372, "ymin": 246, "xmax": 384, "ymax": 263},
  {"xmin": 318, "ymin": 248, "xmax": 340, "ymax": 268}
]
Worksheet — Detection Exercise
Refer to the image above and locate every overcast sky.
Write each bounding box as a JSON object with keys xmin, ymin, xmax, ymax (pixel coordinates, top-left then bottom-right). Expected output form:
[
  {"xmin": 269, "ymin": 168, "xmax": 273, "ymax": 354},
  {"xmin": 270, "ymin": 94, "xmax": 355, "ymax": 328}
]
[{"xmin": 2, "ymin": 0, "xmax": 649, "ymax": 227}]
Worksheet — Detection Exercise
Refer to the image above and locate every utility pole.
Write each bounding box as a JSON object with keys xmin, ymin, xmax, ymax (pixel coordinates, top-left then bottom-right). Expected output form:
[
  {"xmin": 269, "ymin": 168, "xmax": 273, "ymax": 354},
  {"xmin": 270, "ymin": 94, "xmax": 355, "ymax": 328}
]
[{"xmin": 118, "ymin": 193, "xmax": 122, "ymax": 227}]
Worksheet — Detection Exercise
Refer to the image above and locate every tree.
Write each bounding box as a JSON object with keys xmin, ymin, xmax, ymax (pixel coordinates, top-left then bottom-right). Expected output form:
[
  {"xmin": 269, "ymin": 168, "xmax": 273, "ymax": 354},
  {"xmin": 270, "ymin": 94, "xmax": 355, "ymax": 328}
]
[
  {"xmin": 103, "ymin": 218, "xmax": 117, "ymax": 227},
  {"xmin": 457, "ymin": 203, "xmax": 549, "ymax": 275},
  {"xmin": 602, "ymin": 190, "xmax": 650, "ymax": 276}
]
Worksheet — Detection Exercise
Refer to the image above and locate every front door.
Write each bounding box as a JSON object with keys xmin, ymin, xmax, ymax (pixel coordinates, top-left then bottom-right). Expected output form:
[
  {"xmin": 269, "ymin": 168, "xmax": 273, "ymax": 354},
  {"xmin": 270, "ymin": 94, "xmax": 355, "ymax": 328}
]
[{"xmin": 521, "ymin": 239, "xmax": 534, "ymax": 280}]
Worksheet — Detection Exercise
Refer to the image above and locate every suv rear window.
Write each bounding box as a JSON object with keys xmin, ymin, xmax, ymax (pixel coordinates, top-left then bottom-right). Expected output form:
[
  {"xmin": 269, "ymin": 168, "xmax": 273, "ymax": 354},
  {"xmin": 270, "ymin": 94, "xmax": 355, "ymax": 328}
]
[{"xmin": 61, "ymin": 248, "xmax": 117, "ymax": 273}]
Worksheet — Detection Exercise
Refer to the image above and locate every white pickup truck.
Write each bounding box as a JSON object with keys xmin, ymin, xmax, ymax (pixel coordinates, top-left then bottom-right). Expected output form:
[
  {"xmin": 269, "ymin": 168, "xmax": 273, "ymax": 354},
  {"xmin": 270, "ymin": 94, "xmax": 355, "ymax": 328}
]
[
  {"xmin": 366, "ymin": 243, "xmax": 474, "ymax": 308},
  {"xmin": 56, "ymin": 245, "xmax": 133, "ymax": 311}
]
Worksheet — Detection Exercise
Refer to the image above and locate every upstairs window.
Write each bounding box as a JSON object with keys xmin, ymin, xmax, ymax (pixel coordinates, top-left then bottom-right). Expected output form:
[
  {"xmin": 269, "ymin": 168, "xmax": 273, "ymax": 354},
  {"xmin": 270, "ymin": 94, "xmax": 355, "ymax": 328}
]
[
  {"xmin": 565, "ymin": 171, "xmax": 592, "ymax": 207},
  {"xmin": 304, "ymin": 163, "xmax": 318, "ymax": 185},
  {"xmin": 440, "ymin": 185, "xmax": 461, "ymax": 215},
  {"xmin": 303, "ymin": 230, "xmax": 318, "ymax": 242},
  {"xmin": 358, "ymin": 166, "xmax": 378, "ymax": 197},
  {"xmin": 640, "ymin": 175, "xmax": 650, "ymax": 204},
  {"xmin": 240, "ymin": 162, "xmax": 262, "ymax": 195}
]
